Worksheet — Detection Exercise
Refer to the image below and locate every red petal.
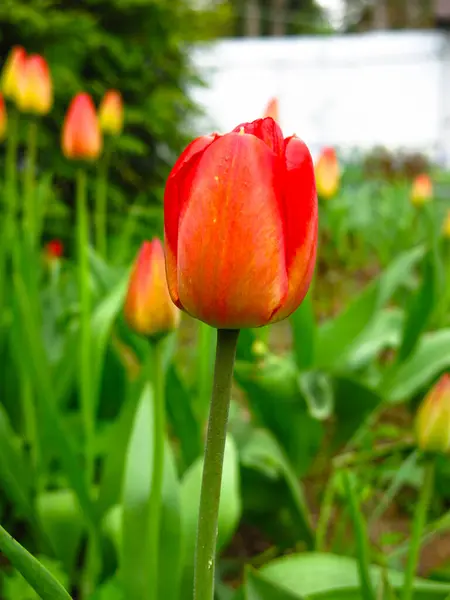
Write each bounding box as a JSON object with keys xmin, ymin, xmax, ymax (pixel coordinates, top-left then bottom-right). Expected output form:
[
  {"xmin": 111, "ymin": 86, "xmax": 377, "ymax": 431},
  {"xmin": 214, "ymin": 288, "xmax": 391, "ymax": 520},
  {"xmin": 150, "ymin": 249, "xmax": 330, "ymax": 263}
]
[
  {"xmin": 232, "ymin": 117, "xmax": 284, "ymax": 157},
  {"xmin": 164, "ymin": 134, "xmax": 217, "ymax": 306},
  {"xmin": 272, "ymin": 135, "xmax": 318, "ymax": 321},
  {"xmin": 176, "ymin": 132, "xmax": 288, "ymax": 328}
]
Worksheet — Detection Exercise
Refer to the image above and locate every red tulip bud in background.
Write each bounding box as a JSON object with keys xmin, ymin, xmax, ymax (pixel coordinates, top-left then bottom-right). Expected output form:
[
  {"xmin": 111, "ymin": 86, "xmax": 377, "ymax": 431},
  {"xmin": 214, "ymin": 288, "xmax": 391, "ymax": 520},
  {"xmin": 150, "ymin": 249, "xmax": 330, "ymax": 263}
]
[
  {"xmin": 411, "ymin": 173, "xmax": 433, "ymax": 207},
  {"xmin": 0, "ymin": 93, "xmax": 7, "ymax": 141},
  {"xmin": 44, "ymin": 239, "xmax": 63, "ymax": 261},
  {"xmin": 17, "ymin": 54, "xmax": 52, "ymax": 115},
  {"xmin": 61, "ymin": 93, "xmax": 102, "ymax": 161},
  {"xmin": 124, "ymin": 239, "xmax": 180, "ymax": 340},
  {"xmin": 315, "ymin": 146, "xmax": 340, "ymax": 199},
  {"xmin": 1, "ymin": 46, "xmax": 26, "ymax": 104},
  {"xmin": 415, "ymin": 374, "xmax": 450, "ymax": 454},
  {"xmin": 263, "ymin": 97, "xmax": 279, "ymax": 122},
  {"xmin": 99, "ymin": 89, "xmax": 123, "ymax": 136},
  {"xmin": 164, "ymin": 117, "xmax": 318, "ymax": 329}
]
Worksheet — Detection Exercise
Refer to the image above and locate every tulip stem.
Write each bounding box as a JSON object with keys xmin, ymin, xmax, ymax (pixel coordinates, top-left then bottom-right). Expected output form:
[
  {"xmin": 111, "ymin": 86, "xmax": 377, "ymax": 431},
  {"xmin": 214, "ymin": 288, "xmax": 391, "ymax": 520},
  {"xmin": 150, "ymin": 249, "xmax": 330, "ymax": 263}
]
[
  {"xmin": 401, "ymin": 458, "xmax": 434, "ymax": 600},
  {"xmin": 5, "ymin": 107, "xmax": 19, "ymax": 222},
  {"xmin": 24, "ymin": 119, "xmax": 38, "ymax": 244},
  {"xmin": 76, "ymin": 168, "xmax": 94, "ymax": 485},
  {"xmin": 147, "ymin": 339, "xmax": 166, "ymax": 599},
  {"xmin": 193, "ymin": 328, "xmax": 240, "ymax": 600},
  {"xmin": 95, "ymin": 143, "xmax": 111, "ymax": 258},
  {"xmin": 197, "ymin": 323, "xmax": 216, "ymax": 420}
]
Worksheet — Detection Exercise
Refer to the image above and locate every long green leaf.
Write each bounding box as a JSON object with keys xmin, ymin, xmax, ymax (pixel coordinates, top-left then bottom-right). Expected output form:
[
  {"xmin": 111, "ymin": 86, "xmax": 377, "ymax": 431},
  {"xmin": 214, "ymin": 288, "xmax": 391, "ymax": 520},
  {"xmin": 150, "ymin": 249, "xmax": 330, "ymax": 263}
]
[
  {"xmin": 0, "ymin": 523, "xmax": 72, "ymax": 600},
  {"xmin": 290, "ymin": 291, "xmax": 316, "ymax": 370}
]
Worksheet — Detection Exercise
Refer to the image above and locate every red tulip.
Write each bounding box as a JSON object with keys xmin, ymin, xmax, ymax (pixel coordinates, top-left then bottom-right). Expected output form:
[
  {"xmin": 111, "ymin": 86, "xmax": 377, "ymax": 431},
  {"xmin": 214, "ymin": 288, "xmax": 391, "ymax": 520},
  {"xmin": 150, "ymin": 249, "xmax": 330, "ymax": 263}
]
[
  {"xmin": 411, "ymin": 173, "xmax": 433, "ymax": 206},
  {"xmin": 0, "ymin": 93, "xmax": 7, "ymax": 141},
  {"xmin": 17, "ymin": 54, "xmax": 52, "ymax": 115},
  {"xmin": 164, "ymin": 117, "xmax": 318, "ymax": 329},
  {"xmin": 45, "ymin": 239, "xmax": 63, "ymax": 260},
  {"xmin": 124, "ymin": 239, "xmax": 180, "ymax": 339},
  {"xmin": 1, "ymin": 46, "xmax": 26, "ymax": 103},
  {"xmin": 415, "ymin": 374, "xmax": 450, "ymax": 454},
  {"xmin": 61, "ymin": 93, "xmax": 102, "ymax": 161},
  {"xmin": 99, "ymin": 89, "xmax": 123, "ymax": 136}
]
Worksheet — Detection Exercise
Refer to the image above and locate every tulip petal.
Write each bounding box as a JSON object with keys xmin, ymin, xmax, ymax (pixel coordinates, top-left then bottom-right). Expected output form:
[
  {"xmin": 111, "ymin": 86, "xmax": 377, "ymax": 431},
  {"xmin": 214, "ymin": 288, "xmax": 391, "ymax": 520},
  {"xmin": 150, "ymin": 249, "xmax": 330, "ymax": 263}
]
[
  {"xmin": 164, "ymin": 134, "xmax": 218, "ymax": 306},
  {"xmin": 233, "ymin": 117, "xmax": 284, "ymax": 158},
  {"xmin": 272, "ymin": 135, "xmax": 318, "ymax": 322},
  {"xmin": 176, "ymin": 132, "xmax": 288, "ymax": 329}
]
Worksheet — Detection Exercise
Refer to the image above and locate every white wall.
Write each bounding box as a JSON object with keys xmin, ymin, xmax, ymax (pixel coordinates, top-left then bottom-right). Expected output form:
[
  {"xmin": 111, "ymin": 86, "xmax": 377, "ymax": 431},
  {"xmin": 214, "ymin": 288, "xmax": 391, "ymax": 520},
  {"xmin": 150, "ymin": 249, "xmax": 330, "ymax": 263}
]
[{"xmin": 191, "ymin": 31, "xmax": 449, "ymax": 162}]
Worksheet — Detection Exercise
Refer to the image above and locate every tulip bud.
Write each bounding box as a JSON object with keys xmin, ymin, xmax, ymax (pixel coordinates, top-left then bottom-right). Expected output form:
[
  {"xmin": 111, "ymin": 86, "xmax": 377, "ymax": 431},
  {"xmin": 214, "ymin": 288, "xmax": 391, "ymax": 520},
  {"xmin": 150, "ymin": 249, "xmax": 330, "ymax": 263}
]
[
  {"xmin": 124, "ymin": 239, "xmax": 180, "ymax": 340},
  {"xmin": 263, "ymin": 97, "xmax": 279, "ymax": 122},
  {"xmin": 315, "ymin": 147, "xmax": 340, "ymax": 199},
  {"xmin": 443, "ymin": 210, "xmax": 450, "ymax": 239},
  {"xmin": 61, "ymin": 93, "xmax": 102, "ymax": 161},
  {"xmin": 1, "ymin": 46, "xmax": 26, "ymax": 103},
  {"xmin": 99, "ymin": 89, "xmax": 123, "ymax": 136},
  {"xmin": 415, "ymin": 374, "xmax": 450, "ymax": 454},
  {"xmin": 0, "ymin": 93, "xmax": 7, "ymax": 141},
  {"xmin": 164, "ymin": 117, "xmax": 318, "ymax": 329},
  {"xmin": 17, "ymin": 54, "xmax": 52, "ymax": 115},
  {"xmin": 411, "ymin": 173, "xmax": 432, "ymax": 207},
  {"xmin": 44, "ymin": 239, "xmax": 63, "ymax": 261}
]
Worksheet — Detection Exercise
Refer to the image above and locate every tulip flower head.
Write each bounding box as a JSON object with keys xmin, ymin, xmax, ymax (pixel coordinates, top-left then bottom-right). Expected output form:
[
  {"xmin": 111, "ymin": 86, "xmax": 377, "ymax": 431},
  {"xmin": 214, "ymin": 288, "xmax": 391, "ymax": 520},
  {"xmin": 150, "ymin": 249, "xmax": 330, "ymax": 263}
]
[
  {"xmin": 124, "ymin": 239, "xmax": 180, "ymax": 340},
  {"xmin": 17, "ymin": 54, "xmax": 52, "ymax": 115},
  {"xmin": 411, "ymin": 173, "xmax": 433, "ymax": 207},
  {"xmin": 1, "ymin": 46, "xmax": 26, "ymax": 103},
  {"xmin": 0, "ymin": 93, "xmax": 7, "ymax": 141},
  {"xmin": 263, "ymin": 97, "xmax": 279, "ymax": 122},
  {"xmin": 443, "ymin": 210, "xmax": 450, "ymax": 239},
  {"xmin": 45, "ymin": 239, "xmax": 63, "ymax": 260},
  {"xmin": 99, "ymin": 89, "xmax": 123, "ymax": 136},
  {"xmin": 415, "ymin": 374, "xmax": 450, "ymax": 454},
  {"xmin": 62, "ymin": 93, "xmax": 102, "ymax": 161},
  {"xmin": 315, "ymin": 147, "xmax": 340, "ymax": 199},
  {"xmin": 164, "ymin": 117, "xmax": 318, "ymax": 329}
]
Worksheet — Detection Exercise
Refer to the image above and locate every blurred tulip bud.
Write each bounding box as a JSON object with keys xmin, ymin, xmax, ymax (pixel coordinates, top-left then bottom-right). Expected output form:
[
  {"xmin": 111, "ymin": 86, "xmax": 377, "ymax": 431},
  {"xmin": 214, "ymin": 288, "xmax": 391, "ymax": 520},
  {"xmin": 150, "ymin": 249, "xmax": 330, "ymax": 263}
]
[
  {"xmin": 0, "ymin": 93, "xmax": 7, "ymax": 141},
  {"xmin": 44, "ymin": 239, "xmax": 63, "ymax": 261},
  {"xmin": 99, "ymin": 89, "xmax": 123, "ymax": 136},
  {"xmin": 263, "ymin": 97, "xmax": 279, "ymax": 122},
  {"xmin": 164, "ymin": 117, "xmax": 317, "ymax": 329},
  {"xmin": 443, "ymin": 210, "xmax": 450, "ymax": 239},
  {"xmin": 1, "ymin": 46, "xmax": 26, "ymax": 103},
  {"xmin": 17, "ymin": 54, "xmax": 52, "ymax": 115},
  {"xmin": 62, "ymin": 93, "xmax": 102, "ymax": 161},
  {"xmin": 315, "ymin": 147, "xmax": 340, "ymax": 199},
  {"xmin": 124, "ymin": 239, "xmax": 180, "ymax": 340},
  {"xmin": 415, "ymin": 374, "xmax": 450, "ymax": 454},
  {"xmin": 411, "ymin": 173, "xmax": 432, "ymax": 206},
  {"xmin": 251, "ymin": 339, "xmax": 268, "ymax": 358}
]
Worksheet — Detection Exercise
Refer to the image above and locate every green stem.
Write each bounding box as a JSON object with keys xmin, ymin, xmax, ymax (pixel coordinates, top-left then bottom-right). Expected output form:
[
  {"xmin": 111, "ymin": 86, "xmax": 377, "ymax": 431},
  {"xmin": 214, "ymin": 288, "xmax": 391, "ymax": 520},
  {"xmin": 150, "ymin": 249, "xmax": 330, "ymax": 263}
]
[
  {"xmin": 24, "ymin": 119, "xmax": 38, "ymax": 244},
  {"xmin": 0, "ymin": 523, "xmax": 72, "ymax": 600},
  {"xmin": 315, "ymin": 470, "xmax": 337, "ymax": 551},
  {"xmin": 147, "ymin": 339, "xmax": 166, "ymax": 599},
  {"xmin": 5, "ymin": 107, "xmax": 19, "ymax": 221},
  {"xmin": 197, "ymin": 323, "xmax": 216, "ymax": 420},
  {"xmin": 95, "ymin": 145, "xmax": 111, "ymax": 257},
  {"xmin": 193, "ymin": 328, "xmax": 240, "ymax": 600},
  {"xmin": 76, "ymin": 168, "xmax": 94, "ymax": 485},
  {"xmin": 401, "ymin": 459, "xmax": 434, "ymax": 600}
]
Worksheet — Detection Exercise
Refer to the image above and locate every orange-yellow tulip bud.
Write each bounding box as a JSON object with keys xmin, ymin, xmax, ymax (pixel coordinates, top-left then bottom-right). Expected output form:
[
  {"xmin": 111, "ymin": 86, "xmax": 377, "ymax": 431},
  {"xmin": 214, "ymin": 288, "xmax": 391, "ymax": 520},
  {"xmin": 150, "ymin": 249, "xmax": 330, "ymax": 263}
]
[
  {"xmin": 415, "ymin": 374, "xmax": 450, "ymax": 454},
  {"xmin": 315, "ymin": 147, "xmax": 340, "ymax": 199},
  {"xmin": 17, "ymin": 54, "xmax": 52, "ymax": 115},
  {"xmin": 0, "ymin": 93, "xmax": 7, "ymax": 141},
  {"xmin": 124, "ymin": 239, "xmax": 180, "ymax": 340},
  {"xmin": 411, "ymin": 173, "xmax": 433, "ymax": 206},
  {"xmin": 99, "ymin": 89, "xmax": 123, "ymax": 136},
  {"xmin": 263, "ymin": 97, "xmax": 279, "ymax": 122},
  {"xmin": 443, "ymin": 210, "xmax": 450, "ymax": 239},
  {"xmin": 164, "ymin": 117, "xmax": 318, "ymax": 329},
  {"xmin": 1, "ymin": 46, "xmax": 26, "ymax": 103},
  {"xmin": 62, "ymin": 93, "xmax": 102, "ymax": 161}
]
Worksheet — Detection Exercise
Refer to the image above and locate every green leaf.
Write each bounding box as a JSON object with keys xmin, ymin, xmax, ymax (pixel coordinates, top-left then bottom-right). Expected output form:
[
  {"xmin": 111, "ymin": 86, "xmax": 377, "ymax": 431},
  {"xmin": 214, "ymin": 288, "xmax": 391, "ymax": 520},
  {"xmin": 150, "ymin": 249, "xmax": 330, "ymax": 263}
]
[
  {"xmin": 0, "ymin": 524, "xmax": 72, "ymax": 600},
  {"xmin": 245, "ymin": 568, "xmax": 304, "ymax": 599},
  {"xmin": 290, "ymin": 292, "xmax": 316, "ymax": 370},
  {"xmin": 240, "ymin": 429, "xmax": 313, "ymax": 548},
  {"xmin": 299, "ymin": 371, "xmax": 334, "ymax": 421},
  {"xmin": 120, "ymin": 383, "xmax": 154, "ymax": 599},
  {"xmin": 36, "ymin": 489, "xmax": 84, "ymax": 575},
  {"xmin": 383, "ymin": 329, "xmax": 450, "ymax": 403},
  {"xmin": 180, "ymin": 436, "xmax": 241, "ymax": 596}
]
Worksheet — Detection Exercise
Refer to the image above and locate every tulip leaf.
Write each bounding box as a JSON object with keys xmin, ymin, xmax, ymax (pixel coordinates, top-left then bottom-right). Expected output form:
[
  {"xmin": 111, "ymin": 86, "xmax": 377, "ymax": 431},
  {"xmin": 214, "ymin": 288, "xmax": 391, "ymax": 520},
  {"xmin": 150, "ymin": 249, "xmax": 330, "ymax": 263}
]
[
  {"xmin": 244, "ymin": 568, "xmax": 304, "ymax": 599},
  {"xmin": 290, "ymin": 291, "xmax": 316, "ymax": 370}
]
